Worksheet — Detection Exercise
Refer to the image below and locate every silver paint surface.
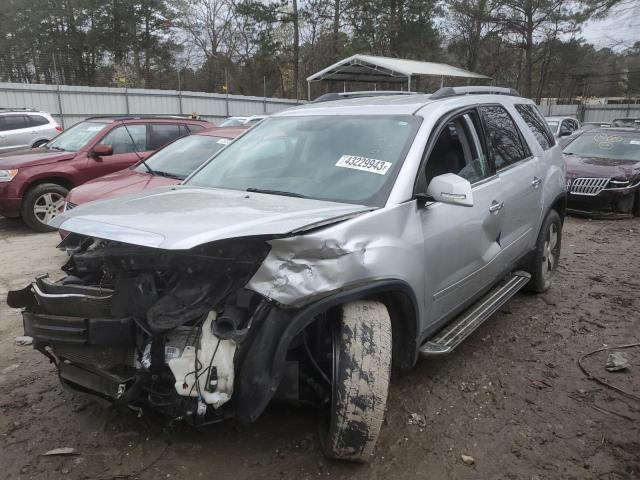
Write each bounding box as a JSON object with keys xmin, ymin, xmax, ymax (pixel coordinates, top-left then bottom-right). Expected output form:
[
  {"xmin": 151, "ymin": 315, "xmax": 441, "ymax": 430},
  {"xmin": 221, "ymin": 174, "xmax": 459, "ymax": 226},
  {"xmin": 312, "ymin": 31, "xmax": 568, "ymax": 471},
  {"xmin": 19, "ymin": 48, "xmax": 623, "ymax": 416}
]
[{"xmin": 51, "ymin": 185, "xmax": 371, "ymax": 250}]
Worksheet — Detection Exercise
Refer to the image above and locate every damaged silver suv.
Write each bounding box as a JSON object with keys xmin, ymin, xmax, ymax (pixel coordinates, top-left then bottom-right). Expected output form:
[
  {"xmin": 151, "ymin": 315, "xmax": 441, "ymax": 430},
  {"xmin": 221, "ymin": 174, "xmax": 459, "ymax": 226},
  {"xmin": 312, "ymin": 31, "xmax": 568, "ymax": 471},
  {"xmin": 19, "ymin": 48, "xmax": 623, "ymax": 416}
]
[{"xmin": 8, "ymin": 87, "xmax": 566, "ymax": 462}]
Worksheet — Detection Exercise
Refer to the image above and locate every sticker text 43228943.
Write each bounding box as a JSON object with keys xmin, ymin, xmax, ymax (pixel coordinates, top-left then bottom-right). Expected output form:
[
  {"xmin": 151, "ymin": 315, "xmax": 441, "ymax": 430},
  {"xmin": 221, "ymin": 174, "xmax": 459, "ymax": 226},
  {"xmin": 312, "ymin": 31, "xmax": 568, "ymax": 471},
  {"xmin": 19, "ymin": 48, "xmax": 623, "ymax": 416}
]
[{"xmin": 335, "ymin": 155, "xmax": 392, "ymax": 175}]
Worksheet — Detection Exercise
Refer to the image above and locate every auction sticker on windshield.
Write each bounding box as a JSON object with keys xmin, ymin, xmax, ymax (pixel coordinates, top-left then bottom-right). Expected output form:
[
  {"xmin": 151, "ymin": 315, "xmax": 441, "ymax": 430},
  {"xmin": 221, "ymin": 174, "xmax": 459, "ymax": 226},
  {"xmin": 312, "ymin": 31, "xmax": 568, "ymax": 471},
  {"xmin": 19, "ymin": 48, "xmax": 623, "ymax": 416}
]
[{"xmin": 336, "ymin": 155, "xmax": 392, "ymax": 175}]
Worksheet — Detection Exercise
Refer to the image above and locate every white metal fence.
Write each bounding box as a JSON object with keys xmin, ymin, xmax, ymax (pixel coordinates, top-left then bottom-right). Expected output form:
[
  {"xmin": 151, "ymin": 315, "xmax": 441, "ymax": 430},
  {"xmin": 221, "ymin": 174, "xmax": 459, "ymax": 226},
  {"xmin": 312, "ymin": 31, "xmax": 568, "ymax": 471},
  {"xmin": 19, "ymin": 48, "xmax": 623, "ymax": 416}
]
[
  {"xmin": 539, "ymin": 103, "xmax": 640, "ymax": 123},
  {"xmin": 0, "ymin": 82, "xmax": 303, "ymax": 128},
  {"xmin": 2, "ymin": 81, "xmax": 639, "ymax": 127}
]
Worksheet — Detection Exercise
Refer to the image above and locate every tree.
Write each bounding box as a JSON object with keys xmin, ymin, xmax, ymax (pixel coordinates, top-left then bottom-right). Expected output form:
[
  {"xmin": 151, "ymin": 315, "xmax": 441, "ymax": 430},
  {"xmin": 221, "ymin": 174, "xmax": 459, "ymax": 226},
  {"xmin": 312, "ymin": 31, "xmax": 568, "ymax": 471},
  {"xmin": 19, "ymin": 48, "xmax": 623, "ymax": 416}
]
[{"xmin": 492, "ymin": 0, "xmax": 578, "ymax": 98}]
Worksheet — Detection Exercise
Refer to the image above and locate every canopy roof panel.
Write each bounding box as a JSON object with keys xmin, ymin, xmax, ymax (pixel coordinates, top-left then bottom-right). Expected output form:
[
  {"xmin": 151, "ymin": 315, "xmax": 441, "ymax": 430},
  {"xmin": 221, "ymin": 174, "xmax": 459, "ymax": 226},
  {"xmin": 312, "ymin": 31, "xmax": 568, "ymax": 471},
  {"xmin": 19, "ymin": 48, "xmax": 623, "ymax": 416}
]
[{"xmin": 307, "ymin": 54, "xmax": 491, "ymax": 83}]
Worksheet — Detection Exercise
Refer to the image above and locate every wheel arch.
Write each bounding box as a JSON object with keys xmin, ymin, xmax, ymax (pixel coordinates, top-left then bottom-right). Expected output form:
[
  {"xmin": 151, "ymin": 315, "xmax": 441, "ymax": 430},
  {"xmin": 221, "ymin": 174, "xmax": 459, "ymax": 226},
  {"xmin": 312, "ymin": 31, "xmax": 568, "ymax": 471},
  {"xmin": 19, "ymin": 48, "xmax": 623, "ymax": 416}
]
[
  {"xmin": 549, "ymin": 192, "xmax": 567, "ymax": 222},
  {"xmin": 21, "ymin": 175, "xmax": 75, "ymax": 196},
  {"xmin": 235, "ymin": 279, "xmax": 420, "ymax": 424}
]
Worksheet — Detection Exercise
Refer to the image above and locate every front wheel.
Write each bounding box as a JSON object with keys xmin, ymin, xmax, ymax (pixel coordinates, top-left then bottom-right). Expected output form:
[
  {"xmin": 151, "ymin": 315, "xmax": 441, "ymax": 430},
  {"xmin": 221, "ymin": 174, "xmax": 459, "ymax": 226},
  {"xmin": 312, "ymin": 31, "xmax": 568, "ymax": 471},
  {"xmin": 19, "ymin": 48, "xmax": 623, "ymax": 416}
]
[
  {"xmin": 320, "ymin": 300, "xmax": 392, "ymax": 462},
  {"xmin": 21, "ymin": 183, "xmax": 68, "ymax": 232},
  {"xmin": 527, "ymin": 209, "xmax": 562, "ymax": 293}
]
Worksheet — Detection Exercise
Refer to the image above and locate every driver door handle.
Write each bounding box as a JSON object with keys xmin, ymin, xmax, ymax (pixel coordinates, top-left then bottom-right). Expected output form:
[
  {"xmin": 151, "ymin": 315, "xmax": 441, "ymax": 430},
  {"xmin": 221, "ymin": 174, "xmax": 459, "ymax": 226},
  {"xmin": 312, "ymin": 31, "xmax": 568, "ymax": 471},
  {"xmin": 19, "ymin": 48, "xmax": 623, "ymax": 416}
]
[
  {"xmin": 532, "ymin": 177, "xmax": 542, "ymax": 189},
  {"xmin": 489, "ymin": 200, "xmax": 505, "ymax": 213}
]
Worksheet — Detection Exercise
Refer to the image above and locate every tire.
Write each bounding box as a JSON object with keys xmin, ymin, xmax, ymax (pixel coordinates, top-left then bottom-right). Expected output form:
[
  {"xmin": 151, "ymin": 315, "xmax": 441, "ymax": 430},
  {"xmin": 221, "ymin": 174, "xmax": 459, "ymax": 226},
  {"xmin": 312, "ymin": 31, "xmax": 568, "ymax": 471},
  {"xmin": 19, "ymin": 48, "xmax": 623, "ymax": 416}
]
[
  {"xmin": 526, "ymin": 209, "xmax": 562, "ymax": 293},
  {"xmin": 21, "ymin": 183, "xmax": 68, "ymax": 232},
  {"xmin": 320, "ymin": 300, "xmax": 392, "ymax": 462},
  {"xmin": 633, "ymin": 189, "xmax": 640, "ymax": 217}
]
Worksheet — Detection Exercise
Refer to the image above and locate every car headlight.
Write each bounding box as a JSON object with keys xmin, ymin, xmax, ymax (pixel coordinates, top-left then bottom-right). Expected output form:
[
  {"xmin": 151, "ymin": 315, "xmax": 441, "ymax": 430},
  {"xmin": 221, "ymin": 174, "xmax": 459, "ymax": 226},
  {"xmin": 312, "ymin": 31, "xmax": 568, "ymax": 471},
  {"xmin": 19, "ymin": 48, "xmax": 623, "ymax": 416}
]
[{"xmin": 0, "ymin": 169, "xmax": 18, "ymax": 182}]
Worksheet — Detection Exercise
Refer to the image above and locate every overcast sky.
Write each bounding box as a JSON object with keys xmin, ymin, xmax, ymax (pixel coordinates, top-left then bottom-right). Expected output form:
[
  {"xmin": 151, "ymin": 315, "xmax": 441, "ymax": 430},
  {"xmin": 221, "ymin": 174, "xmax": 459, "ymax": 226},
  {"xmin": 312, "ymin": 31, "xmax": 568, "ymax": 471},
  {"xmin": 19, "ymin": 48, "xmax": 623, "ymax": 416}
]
[{"xmin": 577, "ymin": 2, "xmax": 640, "ymax": 49}]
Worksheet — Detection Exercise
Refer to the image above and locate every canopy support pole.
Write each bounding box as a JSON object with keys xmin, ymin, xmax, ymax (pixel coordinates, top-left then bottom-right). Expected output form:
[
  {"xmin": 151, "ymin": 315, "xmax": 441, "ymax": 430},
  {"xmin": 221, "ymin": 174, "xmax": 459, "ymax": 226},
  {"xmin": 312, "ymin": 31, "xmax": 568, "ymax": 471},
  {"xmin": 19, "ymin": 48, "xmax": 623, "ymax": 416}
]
[
  {"xmin": 407, "ymin": 75, "xmax": 412, "ymax": 92},
  {"xmin": 307, "ymin": 81, "xmax": 311, "ymax": 101},
  {"xmin": 440, "ymin": 76, "xmax": 444, "ymax": 88}
]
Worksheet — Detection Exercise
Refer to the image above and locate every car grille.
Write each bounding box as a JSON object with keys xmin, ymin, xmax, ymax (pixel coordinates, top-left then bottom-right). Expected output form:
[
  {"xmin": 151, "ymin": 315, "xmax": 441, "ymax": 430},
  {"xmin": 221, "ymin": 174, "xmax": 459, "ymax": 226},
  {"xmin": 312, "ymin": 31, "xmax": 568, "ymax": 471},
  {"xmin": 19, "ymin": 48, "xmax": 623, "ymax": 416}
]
[{"xmin": 569, "ymin": 177, "xmax": 610, "ymax": 196}]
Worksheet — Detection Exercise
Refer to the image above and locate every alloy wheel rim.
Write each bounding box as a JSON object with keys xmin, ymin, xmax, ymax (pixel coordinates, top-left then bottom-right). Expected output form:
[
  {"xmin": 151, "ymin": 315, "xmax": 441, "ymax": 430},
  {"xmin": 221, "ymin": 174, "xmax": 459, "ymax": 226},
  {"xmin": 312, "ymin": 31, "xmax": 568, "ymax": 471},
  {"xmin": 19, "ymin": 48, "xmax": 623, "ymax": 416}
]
[
  {"xmin": 33, "ymin": 192, "xmax": 65, "ymax": 225},
  {"xmin": 541, "ymin": 222, "xmax": 558, "ymax": 280}
]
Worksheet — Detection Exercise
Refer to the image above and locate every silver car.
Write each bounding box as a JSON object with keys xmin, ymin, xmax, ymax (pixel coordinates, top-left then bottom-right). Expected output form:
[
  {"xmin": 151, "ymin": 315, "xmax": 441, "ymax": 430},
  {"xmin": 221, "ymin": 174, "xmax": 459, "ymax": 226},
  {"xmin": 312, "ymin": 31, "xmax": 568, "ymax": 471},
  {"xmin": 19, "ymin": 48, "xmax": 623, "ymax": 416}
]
[
  {"xmin": 545, "ymin": 115, "xmax": 581, "ymax": 147},
  {"xmin": 9, "ymin": 87, "xmax": 566, "ymax": 462},
  {"xmin": 0, "ymin": 109, "xmax": 62, "ymax": 153}
]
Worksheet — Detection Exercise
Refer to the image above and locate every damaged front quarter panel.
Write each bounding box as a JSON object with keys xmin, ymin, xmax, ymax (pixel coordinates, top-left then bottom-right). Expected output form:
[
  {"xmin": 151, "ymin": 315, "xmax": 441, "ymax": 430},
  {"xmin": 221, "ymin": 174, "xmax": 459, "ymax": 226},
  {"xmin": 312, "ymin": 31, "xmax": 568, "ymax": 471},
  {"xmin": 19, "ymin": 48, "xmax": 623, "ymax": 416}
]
[{"xmin": 247, "ymin": 202, "xmax": 425, "ymax": 310}]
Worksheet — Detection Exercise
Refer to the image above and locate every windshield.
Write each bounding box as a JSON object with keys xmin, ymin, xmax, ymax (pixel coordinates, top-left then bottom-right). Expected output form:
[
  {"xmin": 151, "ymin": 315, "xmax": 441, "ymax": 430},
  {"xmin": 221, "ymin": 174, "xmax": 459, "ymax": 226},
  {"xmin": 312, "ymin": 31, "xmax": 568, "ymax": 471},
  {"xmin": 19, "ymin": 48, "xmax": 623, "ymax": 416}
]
[
  {"xmin": 219, "ymin": 118, "xmax": 246, "ymax": 127},
  {"xmin": 135, "ymin": 134, "xmax": 232, "ymax": 179},
  {"xmin": 47, "ymin": 121, "xmax": 109, "ymax": 152},
  {"xmin": 564, "ymin": 131, "xmax": 640, "ymax": 162},
  {"xmin": 186, "ymin": 115, "xmax": 421, "ymax": 206}
]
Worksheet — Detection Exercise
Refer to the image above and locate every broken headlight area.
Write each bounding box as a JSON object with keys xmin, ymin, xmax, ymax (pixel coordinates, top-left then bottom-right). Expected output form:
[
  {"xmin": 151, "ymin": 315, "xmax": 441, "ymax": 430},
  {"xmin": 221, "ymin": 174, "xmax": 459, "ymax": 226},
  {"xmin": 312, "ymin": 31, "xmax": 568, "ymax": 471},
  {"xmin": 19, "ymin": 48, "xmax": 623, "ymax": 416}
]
[{"xmin": 8, "ymin": 236, "xmax": 274, "ymax": 424}]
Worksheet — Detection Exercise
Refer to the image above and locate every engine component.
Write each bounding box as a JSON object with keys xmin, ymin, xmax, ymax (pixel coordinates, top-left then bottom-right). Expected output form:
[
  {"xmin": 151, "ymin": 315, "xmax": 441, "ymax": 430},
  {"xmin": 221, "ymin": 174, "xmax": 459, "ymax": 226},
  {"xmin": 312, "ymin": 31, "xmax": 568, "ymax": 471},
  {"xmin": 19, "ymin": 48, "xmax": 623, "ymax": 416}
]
[
  {"xmin": 212, "ymin": 305, "xmax": 247, "ymax": 340},
  {"xmin": 167, "ymin": 312, "xmax": 236, "ymax": 409}
]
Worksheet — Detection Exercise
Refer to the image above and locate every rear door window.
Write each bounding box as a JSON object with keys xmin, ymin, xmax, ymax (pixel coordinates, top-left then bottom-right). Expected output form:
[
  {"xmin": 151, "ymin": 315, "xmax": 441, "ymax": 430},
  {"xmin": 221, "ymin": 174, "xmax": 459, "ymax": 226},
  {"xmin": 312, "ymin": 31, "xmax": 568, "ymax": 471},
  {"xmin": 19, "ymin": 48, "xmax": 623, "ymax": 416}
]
[
  {"xmin": 149, "ymin": 123, "xmax": 185, "ymax": 150},
  {"xmin": 99, "ymin": 125, "xmax": 147, "ymax": 153},
  {"xmin": 3, "ymin": 115, "xmax": 28, "ymax": 131},
  {"xmin": 187, "ymin": 124, "xmax": 205, "ymax": 133},
  {"xmin": 478, "ymin": 105, "xmax": 530, "ymax": 170},
  {"xmin": 515, "ymin": 104, "xmax": 555, "ymax": 150}
]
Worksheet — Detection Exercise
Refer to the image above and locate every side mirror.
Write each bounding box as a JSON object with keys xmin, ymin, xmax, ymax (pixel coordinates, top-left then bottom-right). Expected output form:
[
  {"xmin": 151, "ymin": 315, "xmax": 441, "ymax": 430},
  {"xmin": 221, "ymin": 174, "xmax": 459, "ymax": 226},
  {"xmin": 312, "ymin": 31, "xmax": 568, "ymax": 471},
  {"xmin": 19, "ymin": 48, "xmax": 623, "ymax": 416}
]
[
  {"xmin": 92, "ymin": 144, "xmax": 113, "ymax": 157},
  {"xmin": 559, "ymin": 129, "xmax": 572, "ymax": 137},
  {"xmin": 425, "ymin": 173, "xmax": 474, "ymax": 207}
]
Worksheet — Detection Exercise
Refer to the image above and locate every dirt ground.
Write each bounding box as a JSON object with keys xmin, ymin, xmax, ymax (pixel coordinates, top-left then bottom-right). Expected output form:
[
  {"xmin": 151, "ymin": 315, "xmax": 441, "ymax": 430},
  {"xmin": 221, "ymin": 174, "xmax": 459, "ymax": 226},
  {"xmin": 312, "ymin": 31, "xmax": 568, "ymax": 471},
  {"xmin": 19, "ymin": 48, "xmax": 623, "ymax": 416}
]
[{"xmin": 0, "ymin": 215, "xmax": 638, "ymax": 480}]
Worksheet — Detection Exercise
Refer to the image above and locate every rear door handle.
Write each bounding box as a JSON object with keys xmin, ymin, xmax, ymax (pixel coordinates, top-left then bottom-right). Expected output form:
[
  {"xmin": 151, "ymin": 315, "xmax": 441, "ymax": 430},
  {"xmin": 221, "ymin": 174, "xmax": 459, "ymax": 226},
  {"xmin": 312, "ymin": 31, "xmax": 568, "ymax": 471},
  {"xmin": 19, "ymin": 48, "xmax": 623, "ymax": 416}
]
[
  {"xmin": 489, "ymin": 201, "xmax": 505, "ymax": 213},
  {"xmin": 532, "ymin": 177, "xmax": 542, "ymax": 188}
]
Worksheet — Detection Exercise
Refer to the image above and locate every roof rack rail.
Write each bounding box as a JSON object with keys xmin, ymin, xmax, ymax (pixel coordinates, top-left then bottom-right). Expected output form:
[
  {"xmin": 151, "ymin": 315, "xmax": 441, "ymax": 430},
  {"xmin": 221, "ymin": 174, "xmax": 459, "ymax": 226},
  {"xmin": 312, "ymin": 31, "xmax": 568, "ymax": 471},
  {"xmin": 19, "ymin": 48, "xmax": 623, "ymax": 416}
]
[
  {"xmin": 430, "ymin": 86, "xmax": 520, "ymax": 100},
  {"xmin": 0, "ymin": 107, "xmax": 39, "ymax": 112},
  {"xmin": 84, "ymin": 114, "xmax": 201, "ymax": 121},
  {"xmin": 313, "ymin": 90, "xmax": 419, "ymax": 103}
]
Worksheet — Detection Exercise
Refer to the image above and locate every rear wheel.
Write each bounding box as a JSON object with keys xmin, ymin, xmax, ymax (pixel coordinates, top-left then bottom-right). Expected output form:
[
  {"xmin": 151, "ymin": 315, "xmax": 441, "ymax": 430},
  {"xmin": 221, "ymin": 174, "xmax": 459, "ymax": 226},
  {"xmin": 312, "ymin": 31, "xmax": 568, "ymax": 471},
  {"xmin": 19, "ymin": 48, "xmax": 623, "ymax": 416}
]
[
  {"xmin": 21, "ymin": 183, "xmax": 68, "ymax": 232},
  {"xmin": 633, "ymin": 189, "xmax": 640, "ymax": 217},
  {"xmin": 319, "ymin": 300, "xmax": 392, "ymax": 462},
  {"xmin": 527, "ymin": 209, "xmax": 562, "ymax": 293}
]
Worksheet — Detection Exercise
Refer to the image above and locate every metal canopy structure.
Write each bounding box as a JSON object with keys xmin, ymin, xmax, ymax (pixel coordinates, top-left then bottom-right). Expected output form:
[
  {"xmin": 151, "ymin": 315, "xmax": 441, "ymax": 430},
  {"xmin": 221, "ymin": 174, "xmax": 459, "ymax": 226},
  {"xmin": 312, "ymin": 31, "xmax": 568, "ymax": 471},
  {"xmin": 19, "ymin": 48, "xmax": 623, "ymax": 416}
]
[{"xmin": 306, "ymin": 54, "xmax": 491, "ymax": 99}]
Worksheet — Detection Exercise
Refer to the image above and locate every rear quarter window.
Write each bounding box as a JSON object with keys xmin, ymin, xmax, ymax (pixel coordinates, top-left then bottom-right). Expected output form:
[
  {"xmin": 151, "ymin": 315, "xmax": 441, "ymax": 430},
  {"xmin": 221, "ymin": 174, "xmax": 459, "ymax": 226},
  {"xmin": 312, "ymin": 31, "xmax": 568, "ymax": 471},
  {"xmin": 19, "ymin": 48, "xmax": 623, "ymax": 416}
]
[
  {"xmin": 515, "ymin": 104, "xmax": 556, "ymax": 150},
  {"xmin": 28, "ymin": 115, "xmax": 50, "ymax": 127}
]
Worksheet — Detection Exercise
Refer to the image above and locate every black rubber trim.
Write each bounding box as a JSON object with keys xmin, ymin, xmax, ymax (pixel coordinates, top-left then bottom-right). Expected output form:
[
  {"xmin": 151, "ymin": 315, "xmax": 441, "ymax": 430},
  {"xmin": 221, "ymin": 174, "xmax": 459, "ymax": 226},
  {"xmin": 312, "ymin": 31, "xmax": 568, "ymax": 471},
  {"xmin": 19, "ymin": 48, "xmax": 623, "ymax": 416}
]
[{"xmin": 235, "ymin": 279, "xmax": 420, "ymax": 424}]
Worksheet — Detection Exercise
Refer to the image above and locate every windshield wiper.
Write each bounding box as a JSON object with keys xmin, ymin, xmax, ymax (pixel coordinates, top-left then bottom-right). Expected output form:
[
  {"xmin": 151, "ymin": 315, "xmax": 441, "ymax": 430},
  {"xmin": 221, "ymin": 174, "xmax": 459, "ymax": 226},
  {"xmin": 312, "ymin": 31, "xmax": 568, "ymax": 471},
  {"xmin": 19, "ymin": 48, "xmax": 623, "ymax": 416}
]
[
  {"xmin": 246, "ymin": 188, "xmax": 308, "ymax": 198},
  {"xmin": 153, "ymin": 170, "xmax": 183, "ymax": 180}
]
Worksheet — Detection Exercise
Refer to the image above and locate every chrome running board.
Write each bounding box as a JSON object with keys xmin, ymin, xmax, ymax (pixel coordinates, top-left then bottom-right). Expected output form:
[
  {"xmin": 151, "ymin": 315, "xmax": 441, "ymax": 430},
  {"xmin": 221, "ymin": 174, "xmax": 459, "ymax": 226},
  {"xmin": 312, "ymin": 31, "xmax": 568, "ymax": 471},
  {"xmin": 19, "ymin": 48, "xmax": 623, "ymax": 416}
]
[{"xmin": 419, "ymin": 270, "xmax": 531, "ymax": 356}]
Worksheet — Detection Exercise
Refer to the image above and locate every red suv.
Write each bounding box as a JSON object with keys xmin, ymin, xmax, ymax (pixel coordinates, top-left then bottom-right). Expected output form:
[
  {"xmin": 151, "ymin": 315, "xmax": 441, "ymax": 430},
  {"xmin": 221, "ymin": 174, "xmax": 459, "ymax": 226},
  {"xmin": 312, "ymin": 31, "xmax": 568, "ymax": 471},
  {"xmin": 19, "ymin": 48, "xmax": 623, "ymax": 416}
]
[{"xmin": 0, "ymin": 116, "xmax": 210, "ymax": 231}]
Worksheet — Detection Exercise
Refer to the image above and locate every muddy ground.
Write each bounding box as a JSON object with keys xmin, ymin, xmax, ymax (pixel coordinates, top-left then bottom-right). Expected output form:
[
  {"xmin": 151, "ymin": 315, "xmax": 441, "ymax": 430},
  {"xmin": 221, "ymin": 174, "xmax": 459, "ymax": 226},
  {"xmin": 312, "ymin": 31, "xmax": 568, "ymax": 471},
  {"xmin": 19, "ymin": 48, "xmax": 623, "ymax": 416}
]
[{"xmin": 0, "ymin": 215, "xmax": 638, "ymax": 480}]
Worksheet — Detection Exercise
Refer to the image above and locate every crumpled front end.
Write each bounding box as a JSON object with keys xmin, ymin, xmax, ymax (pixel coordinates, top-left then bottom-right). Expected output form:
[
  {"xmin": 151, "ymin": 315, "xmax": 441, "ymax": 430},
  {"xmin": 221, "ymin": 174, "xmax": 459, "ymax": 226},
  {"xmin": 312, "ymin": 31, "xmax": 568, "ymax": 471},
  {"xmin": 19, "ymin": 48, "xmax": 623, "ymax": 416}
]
[
  {"xmin": 8, "ymin": 202, "xmax": 425, "ymax": 426},
  {"xmin": 8, "ymin": 236, "xmax": 272, "ymax": 424}
]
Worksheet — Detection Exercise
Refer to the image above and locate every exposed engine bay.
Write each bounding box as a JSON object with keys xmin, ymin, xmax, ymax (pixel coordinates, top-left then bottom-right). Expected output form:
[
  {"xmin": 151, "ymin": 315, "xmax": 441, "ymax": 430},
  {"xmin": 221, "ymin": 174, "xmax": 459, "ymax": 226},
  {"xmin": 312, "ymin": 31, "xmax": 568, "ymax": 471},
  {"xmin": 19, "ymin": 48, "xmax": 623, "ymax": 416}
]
[{"xmin": 8, "ymin": 235, "xmax": 331, "ymax": 425}]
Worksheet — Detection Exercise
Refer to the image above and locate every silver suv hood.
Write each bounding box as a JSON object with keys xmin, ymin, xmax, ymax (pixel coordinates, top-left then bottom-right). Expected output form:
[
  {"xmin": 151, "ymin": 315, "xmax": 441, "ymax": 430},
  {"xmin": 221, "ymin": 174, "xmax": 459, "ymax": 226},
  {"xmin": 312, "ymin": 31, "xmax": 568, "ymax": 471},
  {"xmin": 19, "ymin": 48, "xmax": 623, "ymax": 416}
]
[{"xmin": 53, "ymin": 186, "xmax": 372, "ymax": 250}]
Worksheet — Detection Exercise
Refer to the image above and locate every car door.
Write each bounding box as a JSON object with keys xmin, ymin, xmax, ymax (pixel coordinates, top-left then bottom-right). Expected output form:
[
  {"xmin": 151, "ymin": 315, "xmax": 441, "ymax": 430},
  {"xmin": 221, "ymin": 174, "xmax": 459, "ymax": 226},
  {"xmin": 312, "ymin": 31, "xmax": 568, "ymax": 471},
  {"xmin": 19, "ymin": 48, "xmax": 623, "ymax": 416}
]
[
  {"xmin": 84, "ymin": 124, "xmax": 151, "ymax": 181},
  {"xmin": 418, "ymin": 110, "xmax": 506, "ymax": 324},
  {"xmin": 558, "ymin": 119, "xmax": 577, "ymax": 148},
  {"xmin": 0, "ymin": 115, "xmax": 8, "ymax": 153},
  {"xmin": 1, "ymin": 114, "xmax": 32, "ymax": 152},
  {"xmin": 478, "ymin": 104, "xmax": 542, "ymax": 269}
]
